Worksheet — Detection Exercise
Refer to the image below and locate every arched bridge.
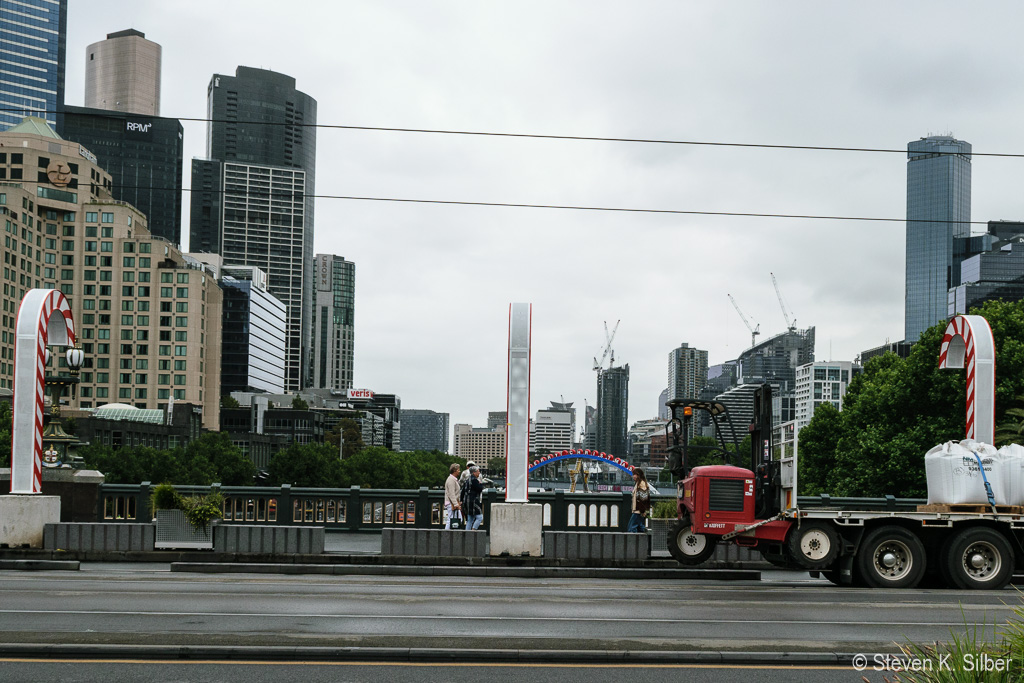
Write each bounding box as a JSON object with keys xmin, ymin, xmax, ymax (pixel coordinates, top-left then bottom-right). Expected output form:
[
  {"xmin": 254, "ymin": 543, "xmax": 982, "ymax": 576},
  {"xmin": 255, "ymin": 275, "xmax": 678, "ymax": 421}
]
[{"xmin": 529, "ymin": 449, "xmax": 635, "ymax": 475}]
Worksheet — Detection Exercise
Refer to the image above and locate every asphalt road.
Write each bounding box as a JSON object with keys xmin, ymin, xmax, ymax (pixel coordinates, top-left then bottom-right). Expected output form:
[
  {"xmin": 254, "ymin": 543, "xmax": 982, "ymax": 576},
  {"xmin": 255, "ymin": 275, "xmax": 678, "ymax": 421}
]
[
  {"xmin": 0, "ymin": 565, "xmax": 1016, "ymax": 657},
  {"xmin": 0, "ymin": 660, "xmax": 878, "ymax": 682}
]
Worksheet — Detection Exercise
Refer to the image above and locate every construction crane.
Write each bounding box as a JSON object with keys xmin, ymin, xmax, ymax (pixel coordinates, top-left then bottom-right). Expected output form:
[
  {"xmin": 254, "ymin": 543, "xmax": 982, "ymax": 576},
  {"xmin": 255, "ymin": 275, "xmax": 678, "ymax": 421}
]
[
  {"xmin": 727, "ymin": 294, "xmax": 760, "ymax": 348},
  {"xmin": 770, "ymin": 272, "xmax": 797, "ymax": 332},
  {"xmin": 592, "ymin": 320, "xmax": 620, "ymax": 372}
]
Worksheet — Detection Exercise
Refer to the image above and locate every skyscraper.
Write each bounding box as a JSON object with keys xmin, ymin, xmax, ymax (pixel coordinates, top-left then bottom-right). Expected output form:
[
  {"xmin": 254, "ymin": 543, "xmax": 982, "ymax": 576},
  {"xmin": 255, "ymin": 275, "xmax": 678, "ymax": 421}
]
[
  {"xmin": 190, "ymin": 67, "xmax": 317, "ymax": 391},
  {"xmin": 0, "ymin": 0, "xmax": 67, "ymax": 131},
  {"xmin": 905, "ymin": 135, "xmax": 972, "ymax": 341},
  {"xmin": 400, "ymin": 409, "xmax": 450, "ymax": 452},
  {"xmin": 84, "ymin": 29, "xmax": 160, "ymax": 116},
  {"xmin": 667, "ymin": 343, "xmax": 708, "ymax": 401},
  {"xmin": 311, "ymin": 254, "xmax": 355, "ymax": 391},
  {"xmin": 61, "ymin": 106, "xmax": 184, "ymax": 245},
  {"xmin": 219, "ymin": 265, "xmax": 287, "ymax": 395},
  {"xmin": 596, "ymin": 364, "xmax": 629, "ymax": 458}
]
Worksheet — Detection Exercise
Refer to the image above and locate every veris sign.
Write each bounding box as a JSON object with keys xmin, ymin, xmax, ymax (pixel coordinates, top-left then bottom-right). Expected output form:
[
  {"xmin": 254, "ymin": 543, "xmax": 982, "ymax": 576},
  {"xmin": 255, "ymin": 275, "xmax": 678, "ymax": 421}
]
[{"xmin": 347, "ymin": 389, "xmax": 374, "ymax": 399}]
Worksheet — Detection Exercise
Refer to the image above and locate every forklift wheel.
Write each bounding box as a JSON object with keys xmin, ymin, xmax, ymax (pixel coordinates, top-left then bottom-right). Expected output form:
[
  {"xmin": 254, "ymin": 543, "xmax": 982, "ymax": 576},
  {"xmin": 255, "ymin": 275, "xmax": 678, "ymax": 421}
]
[
  {"xmin": 667, "ymin": 519, "xmax": 717, "ymax": 565},
  {"xmin": 786, "ymin": 521, "xmax": 840, "ymax": 570}
]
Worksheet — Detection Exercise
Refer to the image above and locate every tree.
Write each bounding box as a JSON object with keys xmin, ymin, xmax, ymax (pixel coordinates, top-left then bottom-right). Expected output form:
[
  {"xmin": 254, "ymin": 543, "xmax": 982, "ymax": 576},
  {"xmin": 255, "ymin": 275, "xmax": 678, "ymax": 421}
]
[
  {"xmin": 0, "ymin": 402, "xmax": 10, "ymax": 468},
  {"xmin": 798, "ymin": 299, "xmax": 1024, "ymax": 497},
  {"xmin": 291, "ymin": 396, "xmax": 309, "ymax": 411},
  {"xmin": 182, "ymin": 432, "xmax": 255, "ymax": 485},
  {"xmin": 221, "ymin": 395, "xmax": 240, "ymax": 409},
  {"xmin": 267, "ymin": 442, "xmax": 343, "ymax": 488},
  {"xmin": 325, "ymin": 418, "xmax": 365, "ymax": 459}
]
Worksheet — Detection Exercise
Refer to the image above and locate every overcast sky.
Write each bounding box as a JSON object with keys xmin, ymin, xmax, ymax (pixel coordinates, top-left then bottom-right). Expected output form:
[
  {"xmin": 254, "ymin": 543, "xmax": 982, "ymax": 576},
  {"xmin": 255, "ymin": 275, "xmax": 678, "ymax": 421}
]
[{"xmin": 64, "ymin": 2, "xmax": 1024, "ymax": 443}]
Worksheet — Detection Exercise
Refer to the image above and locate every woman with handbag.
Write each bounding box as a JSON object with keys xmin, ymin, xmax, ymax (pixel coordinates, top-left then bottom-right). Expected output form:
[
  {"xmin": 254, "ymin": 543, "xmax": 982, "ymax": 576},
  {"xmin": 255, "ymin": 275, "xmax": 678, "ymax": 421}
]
[{"xmin": 628, "ymin": 468, "xmax": 651, "ymax": 533}]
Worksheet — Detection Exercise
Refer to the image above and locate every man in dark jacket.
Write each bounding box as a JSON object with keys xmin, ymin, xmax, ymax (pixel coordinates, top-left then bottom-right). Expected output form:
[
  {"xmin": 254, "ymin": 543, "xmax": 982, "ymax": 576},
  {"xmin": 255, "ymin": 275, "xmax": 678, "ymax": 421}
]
[{"xmin": 462, "ymin": 465, "xmax": 484, "ymax": 530}]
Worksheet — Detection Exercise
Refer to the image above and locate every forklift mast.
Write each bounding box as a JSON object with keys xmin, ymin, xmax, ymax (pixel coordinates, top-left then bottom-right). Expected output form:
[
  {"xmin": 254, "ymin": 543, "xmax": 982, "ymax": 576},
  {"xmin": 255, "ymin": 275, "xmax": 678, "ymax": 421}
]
[{"xmin": 750, "ymin": 384, "xmax": 781, "ymax": 518}]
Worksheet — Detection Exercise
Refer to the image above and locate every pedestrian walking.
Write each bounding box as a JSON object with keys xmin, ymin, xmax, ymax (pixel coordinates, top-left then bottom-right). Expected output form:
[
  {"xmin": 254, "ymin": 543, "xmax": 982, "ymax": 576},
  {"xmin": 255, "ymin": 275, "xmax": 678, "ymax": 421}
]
[
  {"xmin": 461, "ymin": 465, "xmax": 484, "ymax": 530},
  {"xmin": 444, "ymin": 463, "xmax": 462, "ymax": 529},
  {"xmin": 628, "ymin": 467, "xmax": 651, "ymax": 533}
]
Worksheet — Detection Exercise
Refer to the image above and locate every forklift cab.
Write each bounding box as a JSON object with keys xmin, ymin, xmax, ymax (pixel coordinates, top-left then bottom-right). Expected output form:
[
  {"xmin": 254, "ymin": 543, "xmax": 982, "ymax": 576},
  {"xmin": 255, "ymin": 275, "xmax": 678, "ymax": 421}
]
[{"xmin": 665, "ymin": 385, "xmax": 781, "ymax": 521}]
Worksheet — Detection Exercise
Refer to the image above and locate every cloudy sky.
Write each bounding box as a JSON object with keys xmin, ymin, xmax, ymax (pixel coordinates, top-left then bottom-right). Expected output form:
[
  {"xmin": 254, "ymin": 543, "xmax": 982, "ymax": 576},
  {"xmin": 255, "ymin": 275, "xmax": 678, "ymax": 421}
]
[{"xmin": 65, "ymin": 1, "xmax": 1024, "ymax": 442}]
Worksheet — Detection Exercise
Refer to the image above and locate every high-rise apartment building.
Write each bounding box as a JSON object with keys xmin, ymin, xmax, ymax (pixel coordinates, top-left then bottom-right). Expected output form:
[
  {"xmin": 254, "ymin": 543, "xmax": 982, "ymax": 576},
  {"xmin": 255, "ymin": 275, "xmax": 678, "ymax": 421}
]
[
  {"xmin": 190, "ymin": 67, "xmax": 317, "ymax": 391},
  {"xmin": 453, "ymin": 423, "xmax": 505, "ymax": 470},
  {"xmin": 219, "ymin": 265, "xmax": 286, "ymax": 394},
  {"xmin": 84, "ymin": 29, "xmax": 160, "ymax": 116},
  {"xmin": 61, "ymin": 106, "xmax": 183, "ymax": 245},
  {"xmin": 312, "ymin": 254, "xmax": 355, "ymax": 391},
  {"xmin": 596, "ymin": 364, "xmax": 629, "ymax": 458},
  {"xmin": 794, "ymin": 361, "xmax": 861, "ymax": 429},
  {"xmin": 667, "ymin": 343, "xmax": 708, "ymax": 401},
  {"xmin": 0, "ymin": 0, "xmax": 66, "ymax": 131},
  {"xmin": 400, "ymin": 409, "xmax": 449, "ymax": 453},
  {"xmin": 905, "ymin": 136, "xmax": 972, "ymax": 341},
  {"xmin": 0, "ymin": 117, "xmax": 222, "ymax": 428}
]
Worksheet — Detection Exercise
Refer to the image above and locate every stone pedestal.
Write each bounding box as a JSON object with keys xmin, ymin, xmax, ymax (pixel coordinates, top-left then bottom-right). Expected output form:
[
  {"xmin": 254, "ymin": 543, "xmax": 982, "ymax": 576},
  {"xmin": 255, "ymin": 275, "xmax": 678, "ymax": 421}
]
[
  {"xmin": 489, "ymin": 502, "xmax": 543, "ymax": 556},
  {"xmin": 0, "ymin": 495, "xmax": 61, "ymax": 548}
]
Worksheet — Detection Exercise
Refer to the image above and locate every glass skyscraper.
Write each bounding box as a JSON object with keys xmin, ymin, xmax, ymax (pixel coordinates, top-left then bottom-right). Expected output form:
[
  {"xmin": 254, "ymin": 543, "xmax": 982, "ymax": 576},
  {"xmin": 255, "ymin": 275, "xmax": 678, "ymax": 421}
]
[
  {"xmin": 190, "ymin": 67, "xmax": 317, "ymax": 390},
  {"xmin": 312, "ymin": 253, "xmax": 355, "ymax": 391},
  {"xmin": 0, "ymin": 0, "xmax": 66, "ymax": 131},
  {"xmin": 596, "ymin": 364, "xmax": 629, "ymax": 459},
  {"xmin": 905, "ymin": 136, "xmax": 972, "ymax": 341}
]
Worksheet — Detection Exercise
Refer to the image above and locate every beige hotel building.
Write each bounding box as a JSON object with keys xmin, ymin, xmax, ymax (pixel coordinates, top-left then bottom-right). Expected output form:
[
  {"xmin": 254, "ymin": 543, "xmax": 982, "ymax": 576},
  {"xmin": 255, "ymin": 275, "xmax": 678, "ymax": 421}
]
[{"xmin": 0, "ymin": 118, "xmax": 221, "ymax": 429}]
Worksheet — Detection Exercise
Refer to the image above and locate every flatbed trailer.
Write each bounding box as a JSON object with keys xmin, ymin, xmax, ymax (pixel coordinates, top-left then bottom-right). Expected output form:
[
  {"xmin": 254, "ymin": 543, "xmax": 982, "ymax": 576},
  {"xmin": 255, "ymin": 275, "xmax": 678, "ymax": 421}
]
[{"xmin": 664, "ymin": 316, "xmax": 1023, "ymax": 589}]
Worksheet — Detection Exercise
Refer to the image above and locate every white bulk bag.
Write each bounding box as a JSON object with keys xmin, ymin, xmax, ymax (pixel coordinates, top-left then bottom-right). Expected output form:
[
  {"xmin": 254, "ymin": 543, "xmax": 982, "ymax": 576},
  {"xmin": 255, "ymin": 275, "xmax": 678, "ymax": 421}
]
[
  {"xmin": 925, "ymin": 441, "xmax": 1007, "ymax": 505},
  {"xmin": 997, "ymin": 443, "xmax": 1024, "ymax": 506}
]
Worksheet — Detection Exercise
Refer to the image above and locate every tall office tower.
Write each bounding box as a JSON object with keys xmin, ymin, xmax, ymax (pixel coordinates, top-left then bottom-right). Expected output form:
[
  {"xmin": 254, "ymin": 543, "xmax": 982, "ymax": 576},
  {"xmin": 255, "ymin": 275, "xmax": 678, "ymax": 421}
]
[
  {"xmin": 453, "ymin": 423, "xmax": 506, "ymax": 471},
  {"xmin": 794, "ymin": 361, "xmax": 862, "ymax": 429},
  {"xmin": 84, "ymin": 29, "xmax": 161, "ymax": 116},
  {"xmin": 220, "ymin": 265, "xmax": 287, "ymax": 394},
  {"xmin": 190, "ymin": 67, "xmax": 317, "ymax": 391},
  {"xmin": 596, "ymin": 364, "xmax": 629, "ymax": 458},
  {"xmin": 1, "ymin": 0, "xmax": 66, "ymax": 131},
  {"xmin": 0, "ymin": 117, "xmax": 222, "ymax": 428},
  {"xmin": 487, "ymin": 411, "xmax": 507, "ymax": 430},
  {"xmin": 905, "ymin": 136, "xmax": 972, "ymax": 341},
  {"xmin": 311, "ymin": 254, "xmax": 355, "ymax": 391},
  {"xmin": 61, "ymin": 106, "xmax": 183, "ymax": 245},
  {"xmin": 657, "ymin": 388, "xmax": 670, "ymax": 420},
  {"xmin": 400, "ymin": 409, "xmax": 450, "ymax": 452}
]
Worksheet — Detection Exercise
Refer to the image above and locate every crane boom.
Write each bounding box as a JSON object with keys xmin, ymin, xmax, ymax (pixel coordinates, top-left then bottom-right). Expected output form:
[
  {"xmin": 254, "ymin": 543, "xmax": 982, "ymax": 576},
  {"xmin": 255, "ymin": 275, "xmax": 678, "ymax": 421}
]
[
  {"xmin": 727, "ymin": 294, "xmax": 761, "ymax": 348},
  {"xmin": 770, "ymin": 272, "xmax": 797, "ymax": 332},
  {"xmin": 593, "ymin": 320, "xmax": 620, "ymax": 371}
]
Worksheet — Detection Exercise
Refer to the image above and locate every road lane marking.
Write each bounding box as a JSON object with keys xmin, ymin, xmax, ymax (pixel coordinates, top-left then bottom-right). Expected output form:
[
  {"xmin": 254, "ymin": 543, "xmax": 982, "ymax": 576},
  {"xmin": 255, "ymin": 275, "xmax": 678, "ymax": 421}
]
[{"xmin": 0, "ymin": 658, "xmax": 852, "ymax": 669}]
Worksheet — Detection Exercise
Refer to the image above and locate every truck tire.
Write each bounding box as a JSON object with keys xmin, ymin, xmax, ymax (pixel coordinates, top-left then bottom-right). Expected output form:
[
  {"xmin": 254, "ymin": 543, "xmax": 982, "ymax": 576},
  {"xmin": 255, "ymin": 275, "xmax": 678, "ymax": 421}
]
[
  {"xmin": 943, "ymin": 527, "xmax": 1013, "ymax": 590},
  {"xmin": 667, "ymin": 519, "xmax": 717, "ymax": 566},
  {"xmin": 855, "ymin": 526, "xmax": 926, "ymax": 589},
  {"xmin": 786, "ymin": 521, "xmax": 840, "ymax": 569}
]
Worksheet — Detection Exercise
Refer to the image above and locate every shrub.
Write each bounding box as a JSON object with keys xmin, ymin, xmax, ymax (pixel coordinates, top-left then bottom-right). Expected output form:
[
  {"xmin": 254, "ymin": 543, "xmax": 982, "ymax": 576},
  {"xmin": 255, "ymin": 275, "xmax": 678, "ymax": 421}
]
[{"xmin": 150, "ymin": 482, "xmax": 181, "ymax": 512}]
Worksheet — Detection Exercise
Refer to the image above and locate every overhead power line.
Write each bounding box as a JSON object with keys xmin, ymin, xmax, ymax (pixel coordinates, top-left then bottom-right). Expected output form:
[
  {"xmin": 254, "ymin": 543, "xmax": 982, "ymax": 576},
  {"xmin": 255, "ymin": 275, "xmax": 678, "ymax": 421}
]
[
  {"xmin": 4, "ymin": 178, "xmax": 994, "ymax": 225},
  {"xmin": 1, "ymin": 107, "xmax": 1015, "ymax": 157}
]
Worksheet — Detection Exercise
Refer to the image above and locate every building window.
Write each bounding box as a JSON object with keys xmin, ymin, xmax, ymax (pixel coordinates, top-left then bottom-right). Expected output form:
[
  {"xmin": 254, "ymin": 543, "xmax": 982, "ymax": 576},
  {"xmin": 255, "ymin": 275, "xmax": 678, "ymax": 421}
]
[{"xmin": 101, "ymin": 213, "xmax": 114, "ymax": 223}]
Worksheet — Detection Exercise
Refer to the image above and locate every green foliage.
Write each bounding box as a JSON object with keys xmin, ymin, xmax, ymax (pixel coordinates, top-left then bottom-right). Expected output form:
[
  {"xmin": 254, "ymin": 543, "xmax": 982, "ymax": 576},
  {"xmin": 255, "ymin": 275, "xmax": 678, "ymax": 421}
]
[
  {"xmin": 651, "ymin": 500, "xmax": 676, "ymax": 518},
  {"xmin": 150, "ymin": 482, "xmax": 181, "ymax": 511},
  {"xmin": 798, "ymin": 299, "xmax": 1024, "ymax": 497},
  {"xmin": 894, "ymin": 602, "xmax": 1021, "ymax": 682},
  {"xmin": 79, "ymin": 432, "xmax": 255, "ymax": 486},
  {"xmin": 267, "ymin": 442, "xmax": 343, "ymax": 487},
  {"xmin": 994, "ymin": 395, "xmax": 1024, "ymax": 447},
  {"xmin": 325, "ymin": 418, "xmax": 365, "ymax": 459},
  {"xmin": 221, "ymin": 394, "xmax": 240, "ymax": 409},
  {"xmin": 291, "ymin": 396, "xmax": 309, "ymax": 411},
  {"xmin": 0, "ymin": 401, "xmax": 10, "ymax": 468},
  {"xmin": 179, "ymin": 490, "xmax": 223, "ymax": 530}
]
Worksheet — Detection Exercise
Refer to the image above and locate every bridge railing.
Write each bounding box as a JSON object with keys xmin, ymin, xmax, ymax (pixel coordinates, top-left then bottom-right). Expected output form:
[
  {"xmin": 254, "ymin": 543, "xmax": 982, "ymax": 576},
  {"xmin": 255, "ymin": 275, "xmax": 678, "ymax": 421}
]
[{"xmin": 97, "ymin": 483, "xmax": 669, "ymax": 532}]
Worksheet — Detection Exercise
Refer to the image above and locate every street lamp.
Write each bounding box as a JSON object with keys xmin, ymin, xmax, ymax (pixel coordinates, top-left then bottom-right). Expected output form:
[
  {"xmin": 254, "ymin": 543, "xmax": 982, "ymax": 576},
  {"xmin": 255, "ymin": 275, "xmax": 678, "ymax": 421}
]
[{"xmin": 41, "ymin": 343, "xmax": 84, "ymax": 468}]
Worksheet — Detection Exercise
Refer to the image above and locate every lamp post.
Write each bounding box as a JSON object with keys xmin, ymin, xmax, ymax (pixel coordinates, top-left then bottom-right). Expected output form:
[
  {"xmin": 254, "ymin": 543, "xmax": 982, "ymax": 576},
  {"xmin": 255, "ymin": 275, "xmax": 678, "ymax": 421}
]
[{"xmin": 41, "ymin": 344, "xmax": 84, "ymax": 468}]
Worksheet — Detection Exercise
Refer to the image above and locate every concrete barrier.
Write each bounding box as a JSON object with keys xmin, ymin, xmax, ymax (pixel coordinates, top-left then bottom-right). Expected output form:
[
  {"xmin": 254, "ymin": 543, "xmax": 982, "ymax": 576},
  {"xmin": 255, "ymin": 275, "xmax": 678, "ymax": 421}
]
[
  {"xmin": 381, "ymin": 528, "xmax": 488, "ymax": 557},
  {"xmin": 43, "ymin": 522, "xmax": 155, "ymax": 552},
  {"xmin": 544, "ymin": 531, "xmax": 650, "ymax": 561},
  {"xmin": 213, "ymin": 525, "xmax": 325, "ymax": 554}
]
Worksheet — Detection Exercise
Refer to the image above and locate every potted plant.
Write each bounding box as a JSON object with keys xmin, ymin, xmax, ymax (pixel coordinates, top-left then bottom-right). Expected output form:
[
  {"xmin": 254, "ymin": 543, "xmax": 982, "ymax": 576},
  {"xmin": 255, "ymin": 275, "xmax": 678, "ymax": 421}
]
[
  {"xmin": 647, "ymin": 500, "xmax": 678, "ymax": 553},
  {"xmin": 151, "ymin": 483, "xmax": 222, "ymax": 549}
]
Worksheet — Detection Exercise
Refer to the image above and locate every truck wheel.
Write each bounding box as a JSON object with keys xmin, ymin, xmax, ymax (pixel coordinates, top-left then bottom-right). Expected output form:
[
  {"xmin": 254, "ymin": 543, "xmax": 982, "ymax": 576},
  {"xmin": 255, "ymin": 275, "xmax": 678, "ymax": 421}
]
[
  {"xmin": 943, "ymin": 527, "xmax": 1013, "ymax": 590},
  {"xmin": 667, "ymin": 519, "xmax": 717, "ymax": 565},
  {"xmin": 786, "ymin": 521, "xmax": 840, "ymax": 569},
  {"xmin": 855, "ymin": 526, "xmax": 926, "ymax": 589}
]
